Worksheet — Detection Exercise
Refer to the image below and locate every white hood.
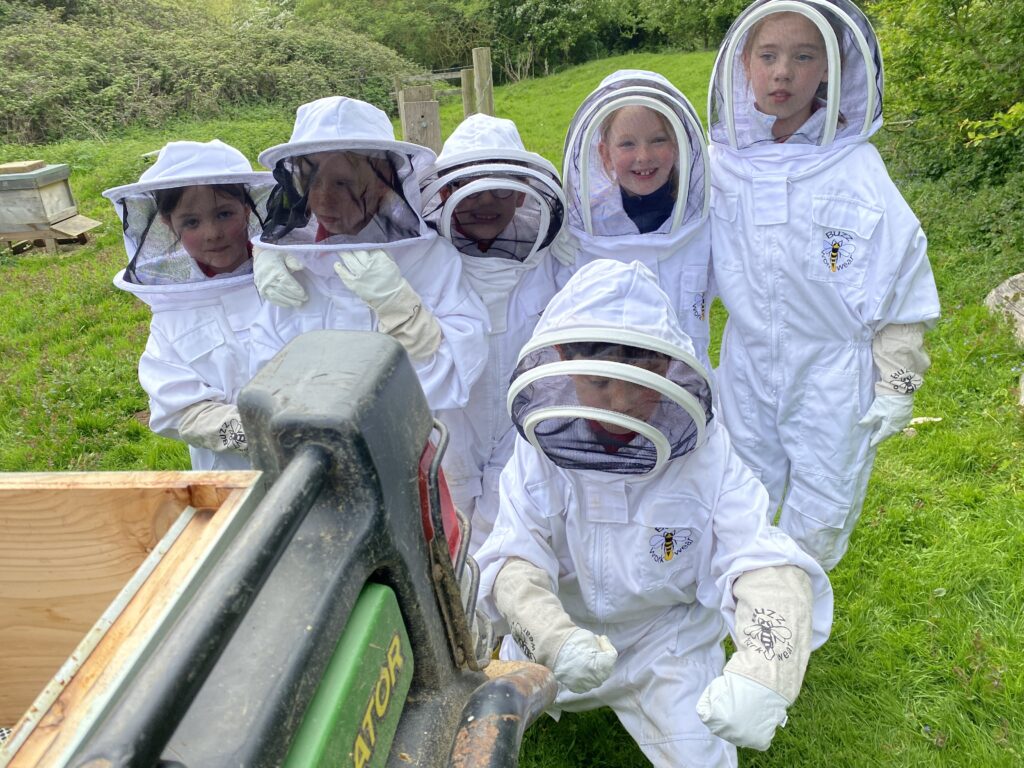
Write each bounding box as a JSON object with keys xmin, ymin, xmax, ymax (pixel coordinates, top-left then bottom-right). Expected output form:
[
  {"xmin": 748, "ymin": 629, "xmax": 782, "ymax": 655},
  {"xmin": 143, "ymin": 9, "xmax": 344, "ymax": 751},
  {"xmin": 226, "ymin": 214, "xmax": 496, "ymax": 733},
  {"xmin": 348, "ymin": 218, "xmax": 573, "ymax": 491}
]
[
  {"xmin": 103, "ymin": 139, "xmax": 273, "ymax": 294},
  {"xmin": 508, "ymin": 259, "xmax": 714, "ymax": 476},
  {"xmin": 257, "ymin": 96, "xmax": 436, "ymax": 254},
  {"xmin": 419, "ymin": 113, "xmax": 565, "ymax": 264},
  {"xmin": 708, "ymin": 0, "xmax": 883, "ymax": 151},
  {"xmin": 562, "ymin": 69, "xmax": 709, "ymax": 238}
]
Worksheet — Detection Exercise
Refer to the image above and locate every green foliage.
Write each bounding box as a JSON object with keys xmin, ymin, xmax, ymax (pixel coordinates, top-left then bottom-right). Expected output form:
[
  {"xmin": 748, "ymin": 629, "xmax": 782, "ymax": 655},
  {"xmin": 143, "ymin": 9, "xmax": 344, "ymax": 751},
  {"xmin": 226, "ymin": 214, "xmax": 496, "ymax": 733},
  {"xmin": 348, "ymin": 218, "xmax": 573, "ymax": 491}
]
[
  {"xmin": 295, "ymin": 0, "xmax": 493, "ymax": 71},
  {"xmin": 0, "ymin": 0, "xmax": 421, "ymax": 143},
  {"xmin": 636, "ymin": 0, "xmax": 747, "ymax": 51},
  {"xmin": 873, "ymin": 0, "xmax": 1024, "ymax": 182}
]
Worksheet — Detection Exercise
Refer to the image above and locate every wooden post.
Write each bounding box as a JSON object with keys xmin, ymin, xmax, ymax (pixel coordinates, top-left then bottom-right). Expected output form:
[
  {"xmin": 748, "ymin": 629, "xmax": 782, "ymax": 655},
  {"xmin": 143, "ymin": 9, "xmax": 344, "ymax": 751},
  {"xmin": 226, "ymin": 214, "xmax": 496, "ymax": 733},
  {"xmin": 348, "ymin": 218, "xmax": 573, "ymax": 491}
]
[
  {"xmin": 472, "ymin": 47, "xmax": 494, "ymax": 116},
  {"xmin": 460, "ymin": 68, "xmax": 476, "ymax": 119},
  {"xmin": 401, "ymin": 100, "xmax": 442, "ymax": 154},
  {"xmin": 398, "ymin": 85, "xmax": 434, "ymax": 138}
]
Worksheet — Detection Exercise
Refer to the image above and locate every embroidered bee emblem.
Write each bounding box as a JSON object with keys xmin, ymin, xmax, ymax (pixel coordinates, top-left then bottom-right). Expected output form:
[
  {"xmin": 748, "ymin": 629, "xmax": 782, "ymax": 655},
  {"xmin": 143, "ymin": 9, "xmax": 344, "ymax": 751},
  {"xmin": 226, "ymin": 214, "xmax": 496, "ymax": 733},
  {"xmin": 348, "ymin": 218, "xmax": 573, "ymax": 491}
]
[
  {"xmin": 692, "ymin": 292, "xmax": 706, "ymax": 321},
  {"xmin": 648, "ymin": 527, "xmax": 693, "ymax": 563},
  {"xmin": 510, "ymin": 620, "xmax": 537, "ymax": 661},
  {"xmin": 742, "ymin": 608, "xmax": 794, "ymax": 662},
  {"xmin": 821, "ymin": 229, "xmax": 856, "ymax": 273}
]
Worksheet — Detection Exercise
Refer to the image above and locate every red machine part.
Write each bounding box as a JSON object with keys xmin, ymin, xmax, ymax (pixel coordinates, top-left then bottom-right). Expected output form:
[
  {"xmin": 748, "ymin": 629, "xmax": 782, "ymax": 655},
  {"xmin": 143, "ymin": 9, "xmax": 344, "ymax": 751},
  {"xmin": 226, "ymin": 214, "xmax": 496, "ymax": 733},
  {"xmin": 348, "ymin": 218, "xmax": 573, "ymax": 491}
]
[{"xmin": 418, "ymin": 440, "xmax": 461, "ymax": 562}]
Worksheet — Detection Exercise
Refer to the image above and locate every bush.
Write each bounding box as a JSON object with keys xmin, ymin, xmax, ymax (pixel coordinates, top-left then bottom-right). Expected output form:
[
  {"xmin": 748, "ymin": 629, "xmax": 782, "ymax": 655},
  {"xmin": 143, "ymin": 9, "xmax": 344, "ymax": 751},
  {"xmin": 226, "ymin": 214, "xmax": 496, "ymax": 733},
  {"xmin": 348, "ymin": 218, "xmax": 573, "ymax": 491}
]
[{"xmin": 0, "ymin": 0, "xmax": 422, "ymax": 143}]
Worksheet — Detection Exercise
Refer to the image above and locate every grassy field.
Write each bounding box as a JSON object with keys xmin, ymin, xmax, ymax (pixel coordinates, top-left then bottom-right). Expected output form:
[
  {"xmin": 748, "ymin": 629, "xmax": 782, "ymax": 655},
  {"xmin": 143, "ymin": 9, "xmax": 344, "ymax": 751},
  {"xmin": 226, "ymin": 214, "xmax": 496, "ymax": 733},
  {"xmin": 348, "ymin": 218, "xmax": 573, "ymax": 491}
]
[{"xmin": 1, "ymin": 50, "xmax": 1022, "ymax": 766}]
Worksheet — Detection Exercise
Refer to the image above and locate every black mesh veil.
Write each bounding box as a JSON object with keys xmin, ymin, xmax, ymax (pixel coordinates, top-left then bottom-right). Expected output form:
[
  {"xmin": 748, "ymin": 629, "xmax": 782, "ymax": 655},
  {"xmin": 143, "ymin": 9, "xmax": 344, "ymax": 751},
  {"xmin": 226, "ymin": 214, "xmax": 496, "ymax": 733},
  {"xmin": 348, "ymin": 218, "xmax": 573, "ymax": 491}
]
[
  {"xmin": 420, "ymin": 163, "xmax": 565, "ymax": 262},
  {"xmin": 508, "ymin": 339, "xmax": 714, "ymax": 475},
  {"xmin": 261, "ymin": 149, "xmax": 423, "ymax": 246}
]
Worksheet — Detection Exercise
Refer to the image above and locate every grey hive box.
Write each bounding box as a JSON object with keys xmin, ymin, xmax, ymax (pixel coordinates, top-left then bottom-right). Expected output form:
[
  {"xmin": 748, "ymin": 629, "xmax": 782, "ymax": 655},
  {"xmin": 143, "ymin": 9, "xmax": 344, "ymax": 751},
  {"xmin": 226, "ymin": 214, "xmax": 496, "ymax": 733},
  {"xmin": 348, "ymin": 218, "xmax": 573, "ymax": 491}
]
[{"xmin": 0, "ymin": 161, "xmax": 100, "ymax": 252}]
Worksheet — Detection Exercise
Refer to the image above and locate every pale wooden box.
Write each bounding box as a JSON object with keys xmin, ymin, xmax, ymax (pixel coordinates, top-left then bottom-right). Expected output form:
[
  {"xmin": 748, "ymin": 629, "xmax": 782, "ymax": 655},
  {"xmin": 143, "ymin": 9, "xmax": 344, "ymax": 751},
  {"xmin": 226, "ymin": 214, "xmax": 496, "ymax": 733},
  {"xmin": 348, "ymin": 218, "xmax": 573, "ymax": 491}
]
[
  {"xmin": 0, "ymin": 471, "xmax": 262, "ymax": 766},
  {"xmin": 0, "ymin": 164, "xmax": 78, "ymax": 232}
]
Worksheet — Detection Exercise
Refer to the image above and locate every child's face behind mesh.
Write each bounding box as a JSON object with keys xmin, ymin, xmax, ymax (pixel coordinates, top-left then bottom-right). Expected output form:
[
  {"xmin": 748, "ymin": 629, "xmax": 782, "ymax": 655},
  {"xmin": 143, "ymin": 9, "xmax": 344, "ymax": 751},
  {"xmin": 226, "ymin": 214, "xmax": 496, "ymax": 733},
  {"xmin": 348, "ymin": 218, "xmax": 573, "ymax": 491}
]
[
  {"xmin": 444, "ymin": 183, "xmax": 526, "ymax": 245},
  {"xmin": 163, "ymin": 186, "xmax": 251, "ymax": 274},
  {"xmin": 303, "ymin": 151, "xmax": 391, "ymax": 235},
  {"xmin": 598, "ymin": 106, "xmax": 678, "ymax": 197},
  {"xmin": 561, "ymin": 345, "xmax": 671, "ymax": 434},
  {"xmin": 742, "ymin": 12, "xmax": 829, "ymax": 139}
]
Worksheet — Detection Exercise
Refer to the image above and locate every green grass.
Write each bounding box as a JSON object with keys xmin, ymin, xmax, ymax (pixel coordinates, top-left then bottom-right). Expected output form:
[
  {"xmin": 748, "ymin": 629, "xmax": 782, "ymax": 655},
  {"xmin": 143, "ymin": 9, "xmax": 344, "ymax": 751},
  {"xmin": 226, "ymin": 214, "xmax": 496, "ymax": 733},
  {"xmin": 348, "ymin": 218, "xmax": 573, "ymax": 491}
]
[{"xmin": 2, "ymin": 49, "xmax": 1023, "ymax": 766}]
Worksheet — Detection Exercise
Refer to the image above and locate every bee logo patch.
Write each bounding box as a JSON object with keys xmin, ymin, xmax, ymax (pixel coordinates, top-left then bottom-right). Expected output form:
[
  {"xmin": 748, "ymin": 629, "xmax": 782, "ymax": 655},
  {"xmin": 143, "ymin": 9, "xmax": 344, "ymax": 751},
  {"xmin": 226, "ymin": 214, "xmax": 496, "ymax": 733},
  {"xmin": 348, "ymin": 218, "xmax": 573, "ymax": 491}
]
[
  {"xmin": 820, "ymin": 230, "xmax": 857, "ymax": 274},
  {"xmin": 692, "ymin": 292, "xmax": 706, "ymax": 321},
  {"xmin": 648, "ymin": 527, "xmax": 693, "ymax": 563},
  {"xmin": 510, "ymin": 620, "xmax": 537, "ymax": 661}
]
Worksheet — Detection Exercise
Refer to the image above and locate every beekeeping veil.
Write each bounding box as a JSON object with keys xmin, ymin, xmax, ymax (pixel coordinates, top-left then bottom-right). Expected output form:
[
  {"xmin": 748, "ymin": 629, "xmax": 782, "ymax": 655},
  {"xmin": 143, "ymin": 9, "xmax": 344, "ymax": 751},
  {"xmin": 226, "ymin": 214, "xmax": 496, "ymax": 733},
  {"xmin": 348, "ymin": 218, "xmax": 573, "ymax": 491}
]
[
  {"xmin": 507, "ymin": 259, "xmax": 714, "ymax": 476},
  {"xmin": 103, "ymin": 140, "xmax": 273, "ymax": 285},
  {"xmin": 257, "ymin": 97, "xmax": 435, "ymax": 254},
  {"xmin": 420, "ymin": 113, "xmax": 564, "ymax": 264},
  {"xmin": 708, "ymin": 0, "xmax": 883, "ymax": 149},
  {"xmin": 562, "ymin": 70, "xmax": 709, "ymax": 238}
]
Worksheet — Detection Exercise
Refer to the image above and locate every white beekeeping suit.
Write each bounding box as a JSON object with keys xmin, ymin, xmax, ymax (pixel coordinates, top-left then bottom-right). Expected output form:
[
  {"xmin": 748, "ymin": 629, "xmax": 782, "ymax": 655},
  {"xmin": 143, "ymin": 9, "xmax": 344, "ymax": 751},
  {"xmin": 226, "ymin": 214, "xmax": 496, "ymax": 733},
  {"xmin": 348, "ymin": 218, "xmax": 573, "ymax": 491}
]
[
  {"xmin": 249, "ymin": 97, "xmax": 489, "ymax": 411},
  {"xmin": 556, "ymin": 70, "xmax": 714, "ymax": 373},
  {"xmin": 708, "ymin": 0, "xmax": 940, "ymax": 569},
  {"xmin": 475, "ymin": 259, "xmax": 833, "ymax": 767},
  {"xmin": 419, "ymin": 113, "xmax": 564, "ymax": 550},
  {"xmin": 105, "ymin": 140, "xmax": 274, "ymax": 470}
]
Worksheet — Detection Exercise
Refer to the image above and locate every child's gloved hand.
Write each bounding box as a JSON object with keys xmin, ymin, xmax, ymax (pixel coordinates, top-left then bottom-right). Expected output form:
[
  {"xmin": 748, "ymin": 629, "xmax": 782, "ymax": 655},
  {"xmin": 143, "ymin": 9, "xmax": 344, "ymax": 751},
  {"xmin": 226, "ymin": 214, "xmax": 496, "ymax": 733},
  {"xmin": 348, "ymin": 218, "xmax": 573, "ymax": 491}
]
[
  {"xmin": 857, "ymin": 393, "xmax": 914, "ymax": 446},
  {"xmin": 253, "ymin": 246, "xmax": 307, "ymax": 308},
  {"xmin": 176, "ymin": 401, "xmax": 248, "ymax": 454},
  {"xmin": 333, "ymin": 248, "xmax": 405, "ymax": 305},
  {"xmin": 552, "ymin": 628, "xmax": 618, "ymax": 693},
  {"xmin": 333, "ymin": 249, "xmax": 442, "ymax": 361},
  {"xmin": 696, "ymin": 671, "xmax": 789, "ymax": 750}
]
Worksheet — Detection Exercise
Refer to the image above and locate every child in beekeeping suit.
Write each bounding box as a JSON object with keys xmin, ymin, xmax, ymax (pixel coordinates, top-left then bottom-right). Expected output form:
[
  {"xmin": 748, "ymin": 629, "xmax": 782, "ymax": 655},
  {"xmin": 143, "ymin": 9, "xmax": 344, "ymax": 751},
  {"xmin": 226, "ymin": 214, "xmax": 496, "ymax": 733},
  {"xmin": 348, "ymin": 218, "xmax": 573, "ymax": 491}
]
[
  {"xmin": 474, "ymin": 258, "xmax": 833, "ymax": 766},
  {"xmin": 418, "ymin": 113, "xmax": 565, "ymax": 551},
  {"xmin": 248, "ymin": 96, "xmax": 489, "ymax": 411},
  {"xmin": 553, "ymin": 70, "xmax": 715, "ymax": 373},
  {"xmin": 105, "ymin": 139, "xmax": 275, "ymax": 470},
  {"xmin": 706, "ymin": 0, "xmax": 940, "ymax": 569}
]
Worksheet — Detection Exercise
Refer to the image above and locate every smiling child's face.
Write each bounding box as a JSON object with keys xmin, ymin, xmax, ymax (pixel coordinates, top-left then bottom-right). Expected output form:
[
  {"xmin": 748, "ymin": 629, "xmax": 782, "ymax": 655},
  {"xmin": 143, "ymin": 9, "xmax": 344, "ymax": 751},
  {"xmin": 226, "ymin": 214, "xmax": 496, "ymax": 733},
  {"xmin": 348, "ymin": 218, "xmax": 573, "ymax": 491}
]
[{"xmin": 598, "ymin": 106, "xmax": 678, "ymax": 197}]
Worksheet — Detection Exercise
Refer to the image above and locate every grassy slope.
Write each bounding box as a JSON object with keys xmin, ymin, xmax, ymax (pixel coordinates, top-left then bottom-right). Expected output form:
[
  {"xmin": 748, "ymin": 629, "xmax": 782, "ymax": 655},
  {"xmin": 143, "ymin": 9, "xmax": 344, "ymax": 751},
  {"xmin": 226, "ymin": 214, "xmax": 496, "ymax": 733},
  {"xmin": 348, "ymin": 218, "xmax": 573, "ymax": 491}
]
[{"xmin": 1, "ymin": 51, "xmax": 1022, "ymax": 765}]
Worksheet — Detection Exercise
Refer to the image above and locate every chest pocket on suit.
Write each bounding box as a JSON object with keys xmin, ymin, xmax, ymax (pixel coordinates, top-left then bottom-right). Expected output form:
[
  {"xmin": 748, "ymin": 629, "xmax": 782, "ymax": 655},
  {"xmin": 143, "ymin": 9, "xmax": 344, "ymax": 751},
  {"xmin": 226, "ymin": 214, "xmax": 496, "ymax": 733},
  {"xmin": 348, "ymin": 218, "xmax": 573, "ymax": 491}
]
[
  {"xmin": 709, "ymin": 189, "xmax": 744, "ymax": 274},
  {"xmin": 173, "ymin": 320, "xmax": 227, "ymax": 365},
  {"xmin": 807, "ymin": 196, "xmax": 882, "ymax": 288},
  {"xmin": 633, "ymin": 495, "xmax": 706, "ymax": 592}
]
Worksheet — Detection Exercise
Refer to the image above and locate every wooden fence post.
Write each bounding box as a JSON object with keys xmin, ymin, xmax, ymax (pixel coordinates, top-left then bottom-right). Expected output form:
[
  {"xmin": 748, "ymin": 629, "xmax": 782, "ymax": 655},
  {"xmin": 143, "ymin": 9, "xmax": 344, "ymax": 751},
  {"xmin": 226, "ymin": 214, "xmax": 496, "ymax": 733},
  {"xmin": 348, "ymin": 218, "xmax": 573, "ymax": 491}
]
[
  {"xmin": 460, "ymin": 68, "xmax": 476, "ymax": 119},
  {"xmin": 398, "ymin": 86, "xmax": 442, "ymax": 153},
  {"xmin": 472, "ymin": 47, "xmax": 494, "ymax": 116}
]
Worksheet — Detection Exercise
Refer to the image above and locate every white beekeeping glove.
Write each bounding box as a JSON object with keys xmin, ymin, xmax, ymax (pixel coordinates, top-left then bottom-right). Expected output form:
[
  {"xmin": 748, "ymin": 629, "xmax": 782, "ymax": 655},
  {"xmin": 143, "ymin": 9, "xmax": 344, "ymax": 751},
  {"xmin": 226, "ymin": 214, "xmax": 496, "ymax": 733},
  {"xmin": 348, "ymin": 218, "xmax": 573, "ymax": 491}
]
[
  {"xmin": 552, "ymin": 629, "xmax": 618, "ymax": 694},
  {"xmin": 697, "ymin": 565, "xmax": 813, "ymax": 750},
  {"xmin": 494, "ymin": 557, "xmax": 617, "ymax": 694},
  {"xmin": 177, "ymin": 401, "xmax": 248, "ymax": 453},
  {"xmin": 857, "ymin": 394, "xmax": 915, "ymax": 447},
  {"xmin": 253, "ymin": 246, "xmax": 307, "ymax": 308},
  {"xmin": 333, "ymin": 249, "xmax": 442, "ymax": 361}
]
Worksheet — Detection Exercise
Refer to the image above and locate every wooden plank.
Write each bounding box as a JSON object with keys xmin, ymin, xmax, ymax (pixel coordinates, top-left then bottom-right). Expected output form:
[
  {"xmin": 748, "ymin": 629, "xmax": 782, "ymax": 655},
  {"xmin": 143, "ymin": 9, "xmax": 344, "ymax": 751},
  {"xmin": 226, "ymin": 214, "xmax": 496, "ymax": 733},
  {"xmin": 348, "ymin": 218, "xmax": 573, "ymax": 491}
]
[
  {"xmin": 2, "ymin": 472, "xmax": 260, "ymax": 765},
  {"xmin": 0, "ymin": 161, "xmax": 45, "ymax": 175},
  {"xmin": 49, "ymin": 214, "xmax": 101, "ymax": 238},
  {"xmin": 472, "ymin": 47, "xmax": 494, "ymax": 116},
  {"xmin": 461, "ymin": 68, "xmax": 476, "ymax": 118}
]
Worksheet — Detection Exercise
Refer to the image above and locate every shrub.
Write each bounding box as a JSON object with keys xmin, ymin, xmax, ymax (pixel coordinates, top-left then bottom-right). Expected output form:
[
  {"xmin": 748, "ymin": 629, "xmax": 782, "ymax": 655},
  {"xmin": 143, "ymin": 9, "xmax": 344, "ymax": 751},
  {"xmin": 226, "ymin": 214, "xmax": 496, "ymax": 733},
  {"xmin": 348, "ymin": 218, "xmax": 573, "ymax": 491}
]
[{"xmin": 0, "ymin": 0, "xmax": 422, "ymax": 143}]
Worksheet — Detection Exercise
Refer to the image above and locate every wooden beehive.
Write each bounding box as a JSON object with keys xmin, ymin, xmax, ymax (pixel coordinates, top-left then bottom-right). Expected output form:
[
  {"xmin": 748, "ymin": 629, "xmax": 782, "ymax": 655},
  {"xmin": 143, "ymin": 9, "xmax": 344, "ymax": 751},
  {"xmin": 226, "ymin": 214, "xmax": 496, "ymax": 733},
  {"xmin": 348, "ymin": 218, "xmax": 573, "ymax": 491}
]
[
  {"xmin": 0, "ymin": 471, "xmax": 262, "ymax": 766},
  {"xmin": 0, "ymin": 161, "xmax": 100, "ymax": 250}
]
